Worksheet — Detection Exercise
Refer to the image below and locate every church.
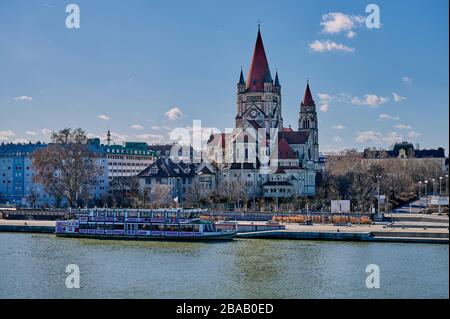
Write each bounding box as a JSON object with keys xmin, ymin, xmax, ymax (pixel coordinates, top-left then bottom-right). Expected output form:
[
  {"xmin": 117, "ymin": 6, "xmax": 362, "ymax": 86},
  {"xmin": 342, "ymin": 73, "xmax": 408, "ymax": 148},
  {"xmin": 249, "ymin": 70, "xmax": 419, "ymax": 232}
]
[{"xmin": 205, "ymin": 27, "xmax": 319, "ymax": 199}]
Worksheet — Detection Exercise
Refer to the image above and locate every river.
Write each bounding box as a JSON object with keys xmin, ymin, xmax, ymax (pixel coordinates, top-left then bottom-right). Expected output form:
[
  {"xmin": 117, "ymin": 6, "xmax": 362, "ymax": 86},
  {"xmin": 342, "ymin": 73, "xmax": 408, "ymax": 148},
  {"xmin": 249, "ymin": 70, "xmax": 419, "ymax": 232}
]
[{"xmin": 0, "ymin": 233, "xmax": 447, "ymax": 299}]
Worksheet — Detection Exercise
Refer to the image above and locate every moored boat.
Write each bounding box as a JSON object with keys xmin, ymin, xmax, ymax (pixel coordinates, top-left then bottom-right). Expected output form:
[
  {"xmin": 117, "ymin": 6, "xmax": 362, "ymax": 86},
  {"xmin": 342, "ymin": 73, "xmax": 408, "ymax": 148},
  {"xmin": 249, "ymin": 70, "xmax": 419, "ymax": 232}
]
[{"xmin": 55, "ymin": 209, "xmax": 237, "ymax": 241}]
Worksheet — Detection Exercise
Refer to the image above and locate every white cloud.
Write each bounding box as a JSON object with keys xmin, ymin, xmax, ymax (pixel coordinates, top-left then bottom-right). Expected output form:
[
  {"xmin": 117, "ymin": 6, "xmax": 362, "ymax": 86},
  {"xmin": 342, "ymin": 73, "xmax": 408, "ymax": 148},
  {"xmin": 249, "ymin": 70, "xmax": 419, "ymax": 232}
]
[
  {"xmin": 408, "ymin": 131, "xmax": 421, "ymax": 140},
  {"xmin": 100, "ymin": 131, "xmax": 129, "ymax": 144},
  {"xmin": 352, "ymin": 94, "xmax": 389, "ymax": 107},
  {"xmin": 333, "ymin": 124, "xmax": 346, "ymax": 130},
  {"xmin": 97, "ymin": 114, "xmax": 111, "ymax": 121},
  {"xmin": 317, "ymin": 93, "xmax": 334, "ymax": 112},
  {"xmin": 356, "ymin": 131, "xmax": 404, "ymax": 145},
  {"xmin": 0, "ymin": 130, "xmax": 15, "ymax": 140},
  {"xmin": 151, "ymin": 126, "xmax": 161, "ymax": 130},
  {"xmin": 135, "ymin": 133, "xmax": 166, "ymax": 144},
  {"xmin": 383, "ymin": 132, "xmax": 403, "ymax": 145},
  {"xmin": 317, "ymin": 93, "xmax": 333, "ymax": 101},
  {"xmin": 131, "ymin": 124, "xmax": 144, "ymax": 130},
  {"xmin": 12, "ymin": 138, "xmax": 28, "ymax": 144},
  {"xmin": 14, "ymin": 96, "xmax": 32, "ymax": 101},
  {"xmin": 309, "ymin": 40, "xmax": 355, "ymax": 53},
  {"xmin": 356, "ymin": 131, "xmax": 383, "ymax": 143},
  {"xmin": 165, "ymin": 107, "xmax": 184, "ymax": 120},
  {"xmin": 379, "ymin": 113, "xmax": 400, "ymax": 121},
  {"xmin": 392, "ymin": 92, "xmax": 407, "ymax": 102},
  {"xmin": 319, "ymin": 104, "xmax": 329, "ymax": 112},
  {"xmin": 333, "ymin": 136, "xmax": 343, "ymax": 142},
  {"xmin": 395, "ymin": 124, "xmax": 412, "ymax": 130},
  {"xmin": 402, "ymin": 76, "xmax": 413, "ymax": 86},
  {"xmin": 25, "ymin": 131, "xmax": 37, "ymax": 136},
  {"xmin": 346, "ymin": 30, "xmax": 357, "ymax": 39},
  {"xmin": 320, "ymin": 12, "xmax": 365, "ymax": 35},
  {"xmin": 41, "ymin": 128, "xmax": 53, "ymax": 135}
]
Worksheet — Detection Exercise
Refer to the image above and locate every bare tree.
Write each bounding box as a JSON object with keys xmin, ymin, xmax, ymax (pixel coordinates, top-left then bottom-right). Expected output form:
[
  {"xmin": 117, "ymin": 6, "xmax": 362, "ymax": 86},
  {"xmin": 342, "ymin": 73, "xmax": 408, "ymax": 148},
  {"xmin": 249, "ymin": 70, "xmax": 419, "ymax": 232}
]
[
  {"xmin": 147, "ymin": 184, "xmax": 173, "ymax": 208},
  {"xmin": 32, "ymin": 128, "xmax": 100, "ymax": 207}
]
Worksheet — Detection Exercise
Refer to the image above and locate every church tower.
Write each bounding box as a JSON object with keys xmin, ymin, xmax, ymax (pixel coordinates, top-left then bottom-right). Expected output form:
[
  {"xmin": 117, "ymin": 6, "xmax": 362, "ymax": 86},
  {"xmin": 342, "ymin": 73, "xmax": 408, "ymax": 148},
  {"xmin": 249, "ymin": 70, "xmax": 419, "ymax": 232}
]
[
  {"xmin": 236, "ymin": 27, "xmax": 282, "ymax": 130},
  {"xmin": 298, "ymin": 81, "xmax": 319, "ymax": 169}
]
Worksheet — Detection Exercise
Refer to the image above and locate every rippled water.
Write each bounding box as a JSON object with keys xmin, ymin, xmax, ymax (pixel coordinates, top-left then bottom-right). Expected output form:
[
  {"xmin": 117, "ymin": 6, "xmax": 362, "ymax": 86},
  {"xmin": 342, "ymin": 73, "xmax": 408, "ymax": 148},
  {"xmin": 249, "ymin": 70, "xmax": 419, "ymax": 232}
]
[{"xmin": 0, "ymin": 233, "xmax": 448, "ymax": 299}]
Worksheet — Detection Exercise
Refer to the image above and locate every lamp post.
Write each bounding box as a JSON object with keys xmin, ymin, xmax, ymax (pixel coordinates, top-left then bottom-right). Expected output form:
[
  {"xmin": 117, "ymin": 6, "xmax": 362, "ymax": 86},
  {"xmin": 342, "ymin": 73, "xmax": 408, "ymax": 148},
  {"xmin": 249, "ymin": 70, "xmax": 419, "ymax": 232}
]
[
  {"xmin": 418, "ymin": 181, "xmax": 422, "ymax": 198},
  {"xmin": 424, "ymin": 180, "xmax": 428, "ymax": 207},
  {"xmin": 446, "ymin": 175, "xmax": 449, "ymax": 196},
  {"xmin": 376, "ymin": 175, "xmax": 382, "ymax": 219},
  {"xmin": 439, "ymin": 176, "xmax": 443, "ymax": 196},
  {"xmin": 432, "ymin": 178, "xmax": 436, "ymax": 196}
]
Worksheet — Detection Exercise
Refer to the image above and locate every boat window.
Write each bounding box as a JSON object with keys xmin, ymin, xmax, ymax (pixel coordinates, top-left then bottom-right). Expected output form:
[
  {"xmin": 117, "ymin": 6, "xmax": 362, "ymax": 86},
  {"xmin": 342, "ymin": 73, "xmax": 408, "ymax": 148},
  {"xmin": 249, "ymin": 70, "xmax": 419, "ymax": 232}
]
[
  {"xmin": 165, "ymin": 224, "xmax": 179, "ymax": 231},
  {"xmin": 138, "ymin": 224, "xmax": 150, "ymax": 231},
  {"xmin": 193, "ymin": 225, "xmax": 200, "ymax": 232},
  {"xmin": 180, "ymin": 224, "xmax": 194, "ymax": 232},
  {"xmin": 151, "ymin": 224, "xmax": 165, "ymax": 231},
  {"xmin": 154, "ymin": 212, "xmax": 165, "ymax": 219},
  {"xmin": 114, "ymin": 224, "xmax": 124, "ymax": 230},
  {"xmin": 140, "ymin": 211, "xmax": 151, "ymax": 218},
  {"xmin": 128, "ymin": 211, "xmax": 138, "ymax": 218}
]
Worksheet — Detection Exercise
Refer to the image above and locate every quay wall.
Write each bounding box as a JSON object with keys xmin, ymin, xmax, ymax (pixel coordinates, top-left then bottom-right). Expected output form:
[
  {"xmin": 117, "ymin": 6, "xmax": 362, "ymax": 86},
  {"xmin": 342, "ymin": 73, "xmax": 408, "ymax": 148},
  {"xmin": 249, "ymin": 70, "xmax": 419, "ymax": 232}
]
[{"xmin": 0, "ymin": 225, "xmax": 54, "ymax": 233}]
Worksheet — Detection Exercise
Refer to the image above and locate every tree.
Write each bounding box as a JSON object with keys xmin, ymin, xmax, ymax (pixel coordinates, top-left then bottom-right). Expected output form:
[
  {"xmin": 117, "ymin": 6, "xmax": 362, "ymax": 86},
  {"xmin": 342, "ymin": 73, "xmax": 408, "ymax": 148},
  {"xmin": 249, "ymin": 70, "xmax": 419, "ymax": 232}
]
[
  {"xmin": 32, "ymin": 128, "xmax": 100, "ymax": 207},
  {"xmin": 147, "ymin": 184, "xmax": 173, "ymax": 208}
]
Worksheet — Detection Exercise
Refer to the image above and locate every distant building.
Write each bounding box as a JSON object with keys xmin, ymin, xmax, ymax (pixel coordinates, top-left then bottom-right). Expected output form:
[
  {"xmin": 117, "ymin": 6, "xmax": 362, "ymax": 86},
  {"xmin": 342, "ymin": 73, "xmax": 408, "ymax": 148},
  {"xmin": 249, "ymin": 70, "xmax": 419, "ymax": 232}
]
[
  {"xmin": 95, "ymin": 138, "xmax": 158, "ymax": 181},
  {"xmin": 137, "ymin": 157, "xmax": 198, "ymax": 202},
  {"xmin": 205, "ymin": 28, "xmax": 318, "ymax": 200},
  {"xmin": 0, "ymin": 142, "xmax": 108, "ymax": 207},
  {"xmin": 363, "ymin": 142, "xmax": 447, "ymax": 171},
  {"xmin": 148, "ymin": 144, "xmax": 173, "ymax": 158}
]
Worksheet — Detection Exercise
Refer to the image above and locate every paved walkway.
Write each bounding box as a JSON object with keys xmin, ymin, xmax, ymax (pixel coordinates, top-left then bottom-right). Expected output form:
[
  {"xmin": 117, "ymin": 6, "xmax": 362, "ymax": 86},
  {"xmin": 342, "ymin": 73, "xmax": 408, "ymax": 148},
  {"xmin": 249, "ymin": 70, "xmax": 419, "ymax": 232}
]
[{"xmin": 0, "ymin": 220, "xmax": 56, "ymax": 227}]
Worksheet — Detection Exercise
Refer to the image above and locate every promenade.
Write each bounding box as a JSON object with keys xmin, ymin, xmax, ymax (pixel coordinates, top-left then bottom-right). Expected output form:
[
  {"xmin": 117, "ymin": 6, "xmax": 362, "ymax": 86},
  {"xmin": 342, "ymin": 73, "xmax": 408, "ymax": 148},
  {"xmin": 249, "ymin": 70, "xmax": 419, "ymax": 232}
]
[{"xmin": 0, "ymin": 215, "xmax": 448, "ymax": 244}]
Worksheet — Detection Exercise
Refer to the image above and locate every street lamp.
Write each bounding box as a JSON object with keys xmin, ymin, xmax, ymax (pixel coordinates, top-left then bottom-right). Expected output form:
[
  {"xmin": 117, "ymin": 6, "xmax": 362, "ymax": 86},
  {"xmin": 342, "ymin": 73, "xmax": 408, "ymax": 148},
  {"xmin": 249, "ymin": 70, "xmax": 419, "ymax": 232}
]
[
  {"xmin": 446, "ymin": 175, "xmax": 449, "ymax": 196},
  {"xmin": 432, "ymin": 178, "xmax": 436, "ymax": 196},
  {"xmin": 424, "ymin": 180, "xmax": 429, "ymax": 207},
  {"xmin": 418, "ymin": 181, "xmax": 422, "ymax": 198},
  {"xmin": 439, "ymin": 176, "xmax": 443, "ymax": 196},
  {"xmin": 376, "ymin": 175, "xmax": 382, "ymax": 219}
]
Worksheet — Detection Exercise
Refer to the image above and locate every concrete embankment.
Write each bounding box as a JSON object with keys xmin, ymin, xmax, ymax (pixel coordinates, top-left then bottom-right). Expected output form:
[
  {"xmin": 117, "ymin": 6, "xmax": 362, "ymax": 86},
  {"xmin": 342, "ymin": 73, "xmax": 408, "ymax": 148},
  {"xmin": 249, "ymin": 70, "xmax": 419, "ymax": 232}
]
[
  {"xmin": 234, "ymin": 220, "xmax": 449, "ymax": 244},
  {"xmin": 236, "ymin": 229, "xmax": 448, "ymax": 244},
  {"xmin": 0, "ymin": 220, "xmax": 55, "ymax": 234}
]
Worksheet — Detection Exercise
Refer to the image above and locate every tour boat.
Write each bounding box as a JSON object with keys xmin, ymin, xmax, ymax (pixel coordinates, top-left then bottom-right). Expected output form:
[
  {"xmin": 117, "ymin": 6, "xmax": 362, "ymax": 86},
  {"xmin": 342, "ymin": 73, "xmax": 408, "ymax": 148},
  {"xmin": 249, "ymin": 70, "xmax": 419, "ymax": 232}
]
[{"xmin": 55, "ymin": 209, "xmax": 237, "ymax": 241}]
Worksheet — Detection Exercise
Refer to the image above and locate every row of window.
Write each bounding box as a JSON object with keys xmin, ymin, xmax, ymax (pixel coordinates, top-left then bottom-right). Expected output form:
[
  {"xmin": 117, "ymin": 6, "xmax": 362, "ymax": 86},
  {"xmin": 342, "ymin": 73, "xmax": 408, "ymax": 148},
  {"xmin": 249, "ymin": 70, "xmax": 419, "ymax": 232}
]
[{"xmin": 109, "ymin": 162, "xmax": 148, "ymax": 167}]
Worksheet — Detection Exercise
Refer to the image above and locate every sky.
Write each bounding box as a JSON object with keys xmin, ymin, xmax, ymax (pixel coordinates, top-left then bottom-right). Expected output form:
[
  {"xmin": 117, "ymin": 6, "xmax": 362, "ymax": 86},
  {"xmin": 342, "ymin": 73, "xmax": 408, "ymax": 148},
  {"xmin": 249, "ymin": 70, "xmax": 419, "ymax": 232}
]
[{"xmin": 0, "ymin": 0, "xmax": 449, "ymax": 154}]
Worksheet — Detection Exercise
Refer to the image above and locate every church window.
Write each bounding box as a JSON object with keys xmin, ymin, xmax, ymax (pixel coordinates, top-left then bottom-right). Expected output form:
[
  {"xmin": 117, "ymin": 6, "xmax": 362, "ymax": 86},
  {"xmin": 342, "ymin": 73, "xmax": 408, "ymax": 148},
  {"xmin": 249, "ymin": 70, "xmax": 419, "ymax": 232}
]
[{"xmin": 303, "ymin": 119, "xmax": 310, "ymax": 129}]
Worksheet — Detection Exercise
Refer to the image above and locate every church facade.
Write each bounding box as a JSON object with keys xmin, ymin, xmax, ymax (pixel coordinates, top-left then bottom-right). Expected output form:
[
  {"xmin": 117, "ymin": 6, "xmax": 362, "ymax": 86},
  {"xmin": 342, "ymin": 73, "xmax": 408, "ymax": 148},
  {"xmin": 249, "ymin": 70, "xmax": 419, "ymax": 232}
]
[{"xmin": 205, "ymin": 28, "xmax": 319, "ymax": 199}]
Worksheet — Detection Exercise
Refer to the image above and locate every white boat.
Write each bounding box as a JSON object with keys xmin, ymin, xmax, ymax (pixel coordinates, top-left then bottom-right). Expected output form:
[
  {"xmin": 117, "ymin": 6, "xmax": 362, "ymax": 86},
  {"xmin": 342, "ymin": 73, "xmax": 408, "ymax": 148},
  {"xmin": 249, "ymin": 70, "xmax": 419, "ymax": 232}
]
[{"xmin": 55, "ymin": 208, "xmax": 237, "ymax": 241}]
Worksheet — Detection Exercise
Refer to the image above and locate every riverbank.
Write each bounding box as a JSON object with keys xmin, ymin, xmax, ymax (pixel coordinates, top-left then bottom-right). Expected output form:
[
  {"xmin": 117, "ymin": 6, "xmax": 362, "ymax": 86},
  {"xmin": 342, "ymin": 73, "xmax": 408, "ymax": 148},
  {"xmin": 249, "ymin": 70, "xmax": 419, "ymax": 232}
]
[
  {"xmin": 0, "ymin": 218, "xmax": 447, "ymax": 244},
  {"xmin": 0, "ymin": 220, "xmax": 55, "ymax": 233}
]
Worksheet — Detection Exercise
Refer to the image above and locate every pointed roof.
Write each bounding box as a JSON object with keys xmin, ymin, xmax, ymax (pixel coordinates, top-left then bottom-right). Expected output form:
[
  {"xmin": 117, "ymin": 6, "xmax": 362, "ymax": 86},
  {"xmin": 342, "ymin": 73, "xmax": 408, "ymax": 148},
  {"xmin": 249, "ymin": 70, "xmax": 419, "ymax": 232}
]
[
  {"xmin": 246, "ymin": 30, "xmax": 272, "ymax": 92},
  {"xmin": 238, "ymin": 68, "xmax": 245, "ymax": 85},
  {"xmin": 278, "ymin": 138, "xmax": 297, "ymax": 160},
  {"xmin": 302, "ymin": 82, "xmax": 315, "ymax": 106},
  {"xmin": 275, "ymin": 71, "xmax": 280, "ymax": 86}
]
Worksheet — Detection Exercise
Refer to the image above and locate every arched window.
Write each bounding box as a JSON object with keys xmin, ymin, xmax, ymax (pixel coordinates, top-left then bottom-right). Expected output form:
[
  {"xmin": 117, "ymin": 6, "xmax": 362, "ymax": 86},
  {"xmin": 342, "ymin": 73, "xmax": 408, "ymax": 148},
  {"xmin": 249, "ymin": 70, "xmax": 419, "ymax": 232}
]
[{"xmin": 303, "ymin": 119, "xmax": 310, "ymax": 129}]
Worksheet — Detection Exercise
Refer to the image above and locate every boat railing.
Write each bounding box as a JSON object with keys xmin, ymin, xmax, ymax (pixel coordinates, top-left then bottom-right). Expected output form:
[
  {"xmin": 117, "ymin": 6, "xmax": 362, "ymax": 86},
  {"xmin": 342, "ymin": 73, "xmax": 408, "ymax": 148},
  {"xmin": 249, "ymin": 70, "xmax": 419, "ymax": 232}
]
[{"xmin": 73, "ymin": 208, "xmax": 207, "ymax": 221}]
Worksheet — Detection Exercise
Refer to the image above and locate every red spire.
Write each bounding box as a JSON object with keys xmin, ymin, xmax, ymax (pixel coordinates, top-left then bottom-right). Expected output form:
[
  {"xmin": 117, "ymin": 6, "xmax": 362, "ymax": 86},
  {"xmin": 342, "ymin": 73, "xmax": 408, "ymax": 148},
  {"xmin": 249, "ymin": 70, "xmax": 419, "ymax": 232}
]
[
  {"xmin": 246, "ymin": 29, "xmax": 272, "ymax": 92},
  {"xmin": 302, "ymin": 81, "xmax": 315, "ymax": 106}
]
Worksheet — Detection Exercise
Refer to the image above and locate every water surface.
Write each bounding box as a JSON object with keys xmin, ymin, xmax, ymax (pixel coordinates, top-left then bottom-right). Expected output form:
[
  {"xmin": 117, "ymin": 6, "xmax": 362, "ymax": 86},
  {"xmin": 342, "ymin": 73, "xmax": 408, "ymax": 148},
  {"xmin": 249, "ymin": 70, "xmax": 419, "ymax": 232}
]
[{"xmin": 0, "ymin": 233, "xmax": 447, "ymax": 298}]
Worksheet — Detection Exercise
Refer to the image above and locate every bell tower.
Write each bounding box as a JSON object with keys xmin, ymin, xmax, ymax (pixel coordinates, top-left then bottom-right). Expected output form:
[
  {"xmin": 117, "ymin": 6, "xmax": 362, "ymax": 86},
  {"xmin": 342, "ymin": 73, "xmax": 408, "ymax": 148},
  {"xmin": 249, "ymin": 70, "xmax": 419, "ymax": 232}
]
[
  {"xmin": 298, "ymin": 81, "xmax": 319, "ymax": 169},
  {"xmin": 235, "ymin": 27, "xmax": 282, "ymax": 130}
]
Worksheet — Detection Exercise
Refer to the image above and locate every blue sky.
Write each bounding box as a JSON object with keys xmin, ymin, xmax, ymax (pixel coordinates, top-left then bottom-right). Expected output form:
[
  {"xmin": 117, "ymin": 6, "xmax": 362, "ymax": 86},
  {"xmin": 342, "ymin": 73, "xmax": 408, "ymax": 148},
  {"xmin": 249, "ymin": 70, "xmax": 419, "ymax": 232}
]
[{"xmin": 0, "ymin": 0, "xmax": 448, "ymax": 153}]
